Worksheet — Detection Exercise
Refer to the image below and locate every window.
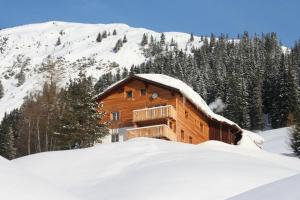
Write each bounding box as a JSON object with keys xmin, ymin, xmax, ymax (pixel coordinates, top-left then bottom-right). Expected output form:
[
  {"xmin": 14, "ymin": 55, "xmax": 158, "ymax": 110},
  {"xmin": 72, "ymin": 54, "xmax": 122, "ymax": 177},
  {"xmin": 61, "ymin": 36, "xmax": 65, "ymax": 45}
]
[
  {"xmin": 185, "ymin": 110, "xmax": 189, "ymax": 119},
  {"xmin": 111, "ymin": 133, "xmax": 119, "ymax": 143},
  {"xmin": 126, "ymin": 91, "xmax": 133, "ymax": 98},
  {"xmin": 169, "ymin": 121, "xmax": 173, "ymax": 129},
  {"xmin": 200, "ymin": 123, "xmax": 204, "ymax": 133},
  {"xmin": 189, "ymin": 136, "xmax": 193, "ymax": 144},
  {"xmin": 111, "ymin": 112, "xmax": 120, "ymax": 121},
  {"xmin": 181, "ymin": 130, "xmax": 184, "ymax": 141},
  {"xmin": 140, "ymin": 88, "xmax": 147, "ymax": 96}
]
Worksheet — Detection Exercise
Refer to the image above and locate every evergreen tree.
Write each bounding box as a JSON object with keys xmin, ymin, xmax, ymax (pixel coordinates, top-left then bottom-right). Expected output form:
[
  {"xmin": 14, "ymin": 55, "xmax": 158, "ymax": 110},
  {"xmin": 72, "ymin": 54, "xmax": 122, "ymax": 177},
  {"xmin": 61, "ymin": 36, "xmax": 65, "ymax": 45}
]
[
  {"xmin": 0, "ymin": 125, "xmax": 16, "ymax": 160},
  {"xmin": 15, "ymin": 69, "xmax": 25, "ymax": 87},
  {"xmin": 291, "ymin": 112, "xmax": 300, "ymax": 157},
  {"xmin": 122, "ymin": 35, "xmax": 127, "ymax": 43},
  {"xmin": 141, "ymin": 33, "xmax": 148, "ymax": 46},
  {"xmin": 122, "ymin": 68, "xmax": 129, "ymax": 78},
  {"xmin": 170, "ymin": 38, "xmax": 177, "ymax": 47},
  {"xmin": 56, "ymin": 73, "xmax": 109, "ymax": 149},
  {"xmin": 102, "ymin": 31, "xmax": 107, "ymax": 38},
  {"xmin": 56, "ymin": 37, "xmax": 61, "ymax": 46},
  {"xmin": 113, "ymin": 39, "xmax": 123, "ymax": 53},
  {"xmin": 96, "ymin": 33, "xmax": 102, "ymax": 43},
  {"xmin": 270, "ymin": 54, "xmax": 290, "ymax": 128},
  {"xmin": 113, "ymin": 29, "xmax": 117, "ymax": 35},
  {"xmin": 189, "ymin": 33, "xmax": 194, "ymax": 42},
  {"xmin": 0, "ymin": 80, "xmax": 3, "ymax": 99},
  {"xmin": 160, "ymin": 33, "xmax": 166, "ymax": 46},
  {"xmin": 115, "ymin": 69, "xmax": 121, "ymax": 81}
]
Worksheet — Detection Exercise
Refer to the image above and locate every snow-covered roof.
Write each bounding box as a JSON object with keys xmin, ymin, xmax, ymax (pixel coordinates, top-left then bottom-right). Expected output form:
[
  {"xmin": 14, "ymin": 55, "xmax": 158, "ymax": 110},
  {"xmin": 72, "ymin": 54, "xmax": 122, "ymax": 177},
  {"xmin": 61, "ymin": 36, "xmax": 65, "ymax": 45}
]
[{"xmin": 97, "ymin": 73, "xmax": 241, "ymax": 130}]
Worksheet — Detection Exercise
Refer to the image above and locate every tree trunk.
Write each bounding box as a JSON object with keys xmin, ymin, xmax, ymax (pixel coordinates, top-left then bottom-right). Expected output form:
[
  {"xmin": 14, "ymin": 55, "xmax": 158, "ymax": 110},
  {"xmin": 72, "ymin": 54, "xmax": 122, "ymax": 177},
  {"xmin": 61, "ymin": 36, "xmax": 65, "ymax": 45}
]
[
  {"xmin": 36, "ymin": 117, "xmax": 41, "ymax": 152},
  {"xmin": 27, "ymin": 120, "xmax": 31, "ymax": 155}
]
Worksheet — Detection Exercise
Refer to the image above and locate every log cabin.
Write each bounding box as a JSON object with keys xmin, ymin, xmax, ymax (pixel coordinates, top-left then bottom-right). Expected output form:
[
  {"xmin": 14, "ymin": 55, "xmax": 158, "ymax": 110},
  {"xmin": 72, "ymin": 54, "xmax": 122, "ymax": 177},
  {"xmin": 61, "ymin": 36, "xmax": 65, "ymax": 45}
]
[{"xmin": 95, "ymin": 74, "xmax": 242, "ymax": 144}]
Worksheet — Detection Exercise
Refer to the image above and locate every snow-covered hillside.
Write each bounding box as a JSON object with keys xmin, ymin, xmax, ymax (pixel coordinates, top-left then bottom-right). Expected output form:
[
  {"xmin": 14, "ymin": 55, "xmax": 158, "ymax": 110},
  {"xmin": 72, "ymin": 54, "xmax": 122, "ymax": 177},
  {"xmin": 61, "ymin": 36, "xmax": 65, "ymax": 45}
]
[
  {"xmin": 0, "ymin": 21, "xmax": 203, "ymax": 119},
  {"xmin": 6, "ymin": 137, "xmax": 300, "ymax": 200},
  {"xmin": 259, "ymin": 127, "xmax": 294, "ymax": 155}
]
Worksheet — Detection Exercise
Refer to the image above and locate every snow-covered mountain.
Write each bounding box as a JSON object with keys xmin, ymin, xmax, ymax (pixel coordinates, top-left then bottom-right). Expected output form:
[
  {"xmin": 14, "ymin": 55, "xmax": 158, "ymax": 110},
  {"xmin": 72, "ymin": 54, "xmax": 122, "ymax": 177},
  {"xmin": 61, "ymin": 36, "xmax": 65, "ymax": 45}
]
[{"xmin": 0, "ymin": 21, "xmax": 203, "ymax": 119}]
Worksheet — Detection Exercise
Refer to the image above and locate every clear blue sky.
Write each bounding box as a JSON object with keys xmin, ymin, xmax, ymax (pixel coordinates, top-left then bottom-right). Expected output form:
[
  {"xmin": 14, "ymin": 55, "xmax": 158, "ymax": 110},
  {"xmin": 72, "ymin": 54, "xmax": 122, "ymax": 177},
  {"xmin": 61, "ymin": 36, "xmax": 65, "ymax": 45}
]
[{"xmin": 1, "ymin": 0, "xmax": 299, "ymax": 47}]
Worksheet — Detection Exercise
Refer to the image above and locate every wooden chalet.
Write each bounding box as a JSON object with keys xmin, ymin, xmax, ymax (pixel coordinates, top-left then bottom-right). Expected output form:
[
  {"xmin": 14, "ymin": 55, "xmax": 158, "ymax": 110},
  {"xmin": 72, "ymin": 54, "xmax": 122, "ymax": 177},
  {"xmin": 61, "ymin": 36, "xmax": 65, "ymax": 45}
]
[{"xmin": 96, "ymin": 74, "xmax": 242, "ymax": 144}]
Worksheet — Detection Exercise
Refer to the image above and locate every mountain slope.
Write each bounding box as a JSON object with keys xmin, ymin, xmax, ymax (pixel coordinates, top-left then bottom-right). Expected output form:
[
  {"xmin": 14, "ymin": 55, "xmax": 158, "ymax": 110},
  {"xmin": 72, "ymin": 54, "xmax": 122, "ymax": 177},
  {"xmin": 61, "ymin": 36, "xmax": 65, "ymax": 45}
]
[
  {"xmin": 259, "ymin": 127, "xmax": 294, "ymax": 156},
  {"xmin": 0, "ymin": 21, "xmax": 203, "ymax": 119}
]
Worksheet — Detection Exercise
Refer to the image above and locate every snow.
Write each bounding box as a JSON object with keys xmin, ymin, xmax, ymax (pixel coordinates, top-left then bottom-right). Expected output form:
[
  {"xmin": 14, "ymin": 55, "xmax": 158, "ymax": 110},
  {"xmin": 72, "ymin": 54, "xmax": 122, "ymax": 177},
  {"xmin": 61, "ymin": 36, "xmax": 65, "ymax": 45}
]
[
  {"xmin": 228, "ymin": 173, "xmax": 300, "ymax": 200},
  {"xmin": 240, "ymin": 129, "xmax": 264, "ymax": 149},
  {"xmin": 0, "ymin": 21, "xmax": 205, "ymax": 120},
  {"xmin": 259, "ymin": 127, "xmax": 294, "ymax": 155},
  {"xmin": 4, "ymin": 137, "xmax": 299, "ymax": 200},
  {"xmin": 0, "ymin": 154, "xmax": 79, "ymax": 200},
  {"xmin": 135, "ymin": 74, "xmax": 241, "ymax": 128}
]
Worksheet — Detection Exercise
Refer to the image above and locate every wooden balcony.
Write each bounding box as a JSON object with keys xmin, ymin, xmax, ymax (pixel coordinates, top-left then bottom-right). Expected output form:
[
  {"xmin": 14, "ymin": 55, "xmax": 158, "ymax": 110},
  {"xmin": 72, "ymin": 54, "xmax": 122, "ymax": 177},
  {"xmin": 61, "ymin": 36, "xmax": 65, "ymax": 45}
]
[
  {"xmin": 133, "ymin": 105, "xmax": 177, "ymax": 122},
  {"xmin": 126, "ymin": 124, "xmax": 177, "ymax": 141}
]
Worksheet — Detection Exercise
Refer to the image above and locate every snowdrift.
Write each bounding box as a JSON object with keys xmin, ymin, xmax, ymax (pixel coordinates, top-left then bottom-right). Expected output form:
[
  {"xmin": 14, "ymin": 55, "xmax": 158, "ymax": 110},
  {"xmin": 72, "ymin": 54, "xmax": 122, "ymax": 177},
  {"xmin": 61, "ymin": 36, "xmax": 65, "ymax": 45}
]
[
  {"xmin": 0, "ymin": 155, "xmax": 79, "ymax": 200},
  {"xmin": 228, "ymin": 173, "xmax": 300, "ymax": 200},
  {"xmin": 7, "ymin": 137, "xmax": 300, "ymax": 200}
]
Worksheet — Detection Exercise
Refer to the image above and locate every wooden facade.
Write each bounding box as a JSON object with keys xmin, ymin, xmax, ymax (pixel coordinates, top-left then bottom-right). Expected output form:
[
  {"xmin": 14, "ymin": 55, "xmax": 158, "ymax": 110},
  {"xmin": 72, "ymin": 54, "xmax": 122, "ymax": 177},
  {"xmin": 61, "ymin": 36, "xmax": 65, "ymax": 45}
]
[{"xmin": 96, "ymin": 75, "xmax": 242, "ymax": 145}]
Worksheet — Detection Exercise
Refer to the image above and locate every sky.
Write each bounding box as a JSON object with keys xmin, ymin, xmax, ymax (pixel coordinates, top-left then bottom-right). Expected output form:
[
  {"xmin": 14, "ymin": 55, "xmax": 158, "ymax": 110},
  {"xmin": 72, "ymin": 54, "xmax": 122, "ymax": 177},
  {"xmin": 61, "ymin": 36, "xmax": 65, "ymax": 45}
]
[{"xmin": 1, "ymin": 0, "xmax": 299, "ymax": 47}]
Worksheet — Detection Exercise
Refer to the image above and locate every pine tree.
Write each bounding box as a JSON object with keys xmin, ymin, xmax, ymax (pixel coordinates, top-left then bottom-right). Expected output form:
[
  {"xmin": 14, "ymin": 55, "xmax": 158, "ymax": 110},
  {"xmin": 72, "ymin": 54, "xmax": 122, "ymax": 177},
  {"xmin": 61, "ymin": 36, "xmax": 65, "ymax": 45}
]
[
  {"xmin": 141, "ymin": 33, "xmax": 148, "ymax": 46},
  {"xmin": 189, "ymin": 33, "xmax": 194, "ymax": 42},
  {"xmin": 0, "ymin": 126, "xmax": 16, "ymax": 160},
  {"xmin": 113, "ymin": 39, "xmax": 123, "ymax": 53},
  {"xmin": 56, "ymin": 37, "xmax": 61, "ymax": 46},
  {"xmin": 291, "ymin": 112, "xmax": 300, "ymax": 157},
  {"xmin": 170, "ymin": 38, "xmax": 177, "ymax": 47},
  {"xmin": 160, "ymin": 33, "xmax": 166, "ymax": 46},
  {"xmin": 56, "ymin": 73, "xmax": 109, "ymax": 149},
  {"xmin": 122, "ymin": 68, "xmax": 129, "ymax": 78},
  {"xmin": 113, "ymin": 29, "xmax": 117, "ymax": 35},
  {"xmin": 270, "ymin": 54, "xmax": 290, "ymax": 128},
  {"xmin": 122, "ymin": 35, "xmax": 127, "ymax": 43},
  {"xmin": 0, "ymin": 80, "xmax": 3, "ymax": 99},
  {"xmin": 115, "ymin": 69, "xmax": 121, "ymax": 81},
  {"xmin": 15, "ymin": 69, "xmax": 25, "ymax": 87},
  {"xmin": 96, "ymin": 33, "xmax": 102, "ymax": 42},
  {"xmin": 102, "ymin": 31, "xmax": 107, "ymax": 38}
]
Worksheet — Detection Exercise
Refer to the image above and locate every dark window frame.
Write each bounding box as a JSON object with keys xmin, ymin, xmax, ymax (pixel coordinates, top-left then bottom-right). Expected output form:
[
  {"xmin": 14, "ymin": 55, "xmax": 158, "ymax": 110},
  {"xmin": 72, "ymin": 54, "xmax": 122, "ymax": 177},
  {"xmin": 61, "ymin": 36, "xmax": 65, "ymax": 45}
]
[
  {"xmin": 111, "ymin": 133, "xmax": 119, "ymax": 142},
  {"xmin": 185, "ymin": 110, "xmax": 189, "ymax": 119},
  {"xmin": 189, "ymin": 136, "xmax": 193, "ymax": 144},
  {"xmin": 126, "ymin": 90, "xmax": 133, "ymax": 98},
  {"xmin": 140, "ymin": 88, "xmax": 147, "ymax": 96},
  {"xmin": 181, "ymin": 130, "xmax": 184, "ymax": 141},
  {"xmin": 111, "ymin": 111, "xmax": 120, "ymax": 121}
]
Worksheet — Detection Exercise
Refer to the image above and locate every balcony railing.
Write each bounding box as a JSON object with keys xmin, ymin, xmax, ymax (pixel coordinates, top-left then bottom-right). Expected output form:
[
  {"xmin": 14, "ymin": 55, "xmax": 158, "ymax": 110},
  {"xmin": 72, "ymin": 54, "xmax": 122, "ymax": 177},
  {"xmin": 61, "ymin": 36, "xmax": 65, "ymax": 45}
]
[
  {"xmin": 133, "ymin": 105, "xmax": 176, "ymax": 122},
  {"xmin": 126, "ymin": 124, "xmax": 177, "ymax": 141}
]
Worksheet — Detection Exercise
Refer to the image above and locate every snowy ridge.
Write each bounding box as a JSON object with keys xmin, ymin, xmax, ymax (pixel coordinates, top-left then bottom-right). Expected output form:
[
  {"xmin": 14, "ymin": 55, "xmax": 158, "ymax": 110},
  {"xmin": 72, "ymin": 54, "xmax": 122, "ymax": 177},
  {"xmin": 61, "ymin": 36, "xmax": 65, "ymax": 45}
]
[
  {"xmin": 0, "ymin": 21, "xmax": 204, "ymax": 119},
  {"xmin": 5, "ymin": 137, "xmax": 300, "ymax": 200}
]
